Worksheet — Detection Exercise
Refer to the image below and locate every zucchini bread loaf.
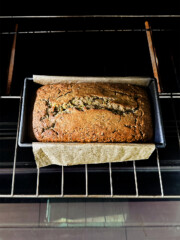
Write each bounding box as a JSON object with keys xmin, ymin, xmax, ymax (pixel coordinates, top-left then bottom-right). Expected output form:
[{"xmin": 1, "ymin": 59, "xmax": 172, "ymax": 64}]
[{"xmin": 33, "ymin": 82, "xmax": 153, "ymax": 142}]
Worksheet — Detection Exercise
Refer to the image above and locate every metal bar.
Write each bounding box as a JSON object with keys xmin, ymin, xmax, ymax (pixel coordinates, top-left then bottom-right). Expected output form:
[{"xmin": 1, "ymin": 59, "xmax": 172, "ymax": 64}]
[
  {"xmin": 133, "ymin": 161, "xmax": 139, "ymax": 196},
  {"xmin": 9, "ymin": 90, "xmax": 24, "ymax": 196},
  {"xmin": 36, "ymin": 168, "xmax": 40, "ymax": 197},
  {"xmin": 109, "ymin": 163, "xmax": 113, "ymax": 196},
  {"xmin": 160, "ymin": 96, "xmax": 180, "ymax": 99},
  {"xmin": 171, "ymin": 93, "xmax": 180, "ymax": 96},
  {"xmin": 10, "ymin": 140, "xmax": 17, "ymax": 196},
  {"xmin": 0, "ymin": 15, "xmax": 180, "ymax": 19},
  {"xmin": 2, "ymin": 165, "xmax": 180, "ymax": 174},
  {"xmin": 10, "ymin": 97, "xmax": 22, "ymax": 196},
  {"xmin": 0, "ymin": 96, "xmax": 21, "ymax": 99},
  {"xmin": 145, "ymin": 21, "xmax": 161, "ymax": 93},
  {"xmin": 6, "ymin": 24, "xmax": 18, "ymax": 95},
  {"xmin": 61, "ymin": 165, "xmax": 64, "ymax": 196},
  {"xmin": 156, "ymin": 149, "xmax": 164, "ymax": 196},
  {"xmin": 1, "ymin": 29, "xmax": 175, "ymax": 35},
  {"xmin": 159, "ymin": 93, "xmax": 180, "ymax": 97},
  {"xmin": 85, "ymin": 164, "xmax": 88, "ymax": 196},
  {"xmin": 160, "ymin": 96, "xmax": 176, "ymax": 98},
  {"xmin": 1, "ymin": 194, "xmax": 180, "ymax": 199}
]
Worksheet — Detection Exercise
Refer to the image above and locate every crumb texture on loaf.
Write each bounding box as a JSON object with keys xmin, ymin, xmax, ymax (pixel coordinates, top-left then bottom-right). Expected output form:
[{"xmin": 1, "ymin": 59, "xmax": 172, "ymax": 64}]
[{"xmin": 33, "ymin": 82, "xmax": 153, "ymax": 143}]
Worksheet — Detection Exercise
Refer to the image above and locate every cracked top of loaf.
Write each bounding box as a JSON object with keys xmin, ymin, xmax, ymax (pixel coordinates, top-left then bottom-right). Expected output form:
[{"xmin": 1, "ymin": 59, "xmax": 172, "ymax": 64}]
[{"xmin": 33, "ymin": 82, "xmax": 153, "ymax": 143}]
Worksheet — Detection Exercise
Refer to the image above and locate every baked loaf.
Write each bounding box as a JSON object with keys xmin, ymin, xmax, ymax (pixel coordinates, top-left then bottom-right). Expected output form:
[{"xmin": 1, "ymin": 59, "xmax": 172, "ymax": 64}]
[{"xmin": 33, "ymin": 82, "xmax": 153, "ymax": 143}]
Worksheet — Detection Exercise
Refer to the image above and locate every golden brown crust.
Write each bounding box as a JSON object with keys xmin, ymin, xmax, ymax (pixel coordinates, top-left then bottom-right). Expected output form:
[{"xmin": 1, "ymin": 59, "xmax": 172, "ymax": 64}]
[{"xmin": 33, "ymin": 82, "xmax": 153, "ymax": 143}]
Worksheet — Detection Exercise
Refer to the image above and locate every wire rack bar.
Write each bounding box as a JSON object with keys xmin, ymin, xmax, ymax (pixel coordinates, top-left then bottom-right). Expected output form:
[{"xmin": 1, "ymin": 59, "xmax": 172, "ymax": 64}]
[
  {"xmin": 0, "ymin": 96, "xmax": 21, "ymax": 99},
  {"xmin": 36, "ymin": 168, "xmax": 40, "ymax": 197},
  {"xmin": 2, "ymin": 165, "xmax": 180, "ymax": 174},
  {"xmin": 85, "ymin": 164, "xmax": 88, "ymax": 196},
  {"xmin": 1, "ymin": 194, "xmax": 180, "ymax": 199},
  {"xmin": 0, "ymin": 15, "xmax": 180, "ymax": 19},
  {"xmin": 156, "ymin": 149, "xmax": 164, "ymax": 197},
  {"xmin": 5, "ymin": 94, "xmax": 179, "ymax": 199},
  {"xmin": 133, "ymin": 161, "xmax": 139, "ymax": 196},
  {"xmin": 10, "ymin": 144, "xmax": 17, "ymax": 196},
  {"xmin": 0, "ymin": 29, "xmax": 176, "ymax": 35},
  {"xmin": 10, "ymin": 96, "xmax": 22, "ymax": 196},
  {"xmin": 109, "ymin": 163, "xmax": 113, "ymax": 196}
]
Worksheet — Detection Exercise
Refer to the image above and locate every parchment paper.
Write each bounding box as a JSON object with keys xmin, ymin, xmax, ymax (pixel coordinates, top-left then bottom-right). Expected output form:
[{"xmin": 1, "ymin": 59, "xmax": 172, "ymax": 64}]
[
  {"xmin": 33, "ymin": 142, "xmax": 155, "ymax": 168},
  {"xmin": 32, "ymin": 75, "xmax": 155, "ymax": 168},
  {"xmin": 33, "ymin": 75, "xmax": 151, "ymax": 86}
]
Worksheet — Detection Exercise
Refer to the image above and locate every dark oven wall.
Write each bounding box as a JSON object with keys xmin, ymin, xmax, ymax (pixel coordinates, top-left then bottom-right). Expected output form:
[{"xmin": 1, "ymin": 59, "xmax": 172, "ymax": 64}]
[{"xmin": 0, "ymin": 2, "xmax": 180, "ymax": 15}]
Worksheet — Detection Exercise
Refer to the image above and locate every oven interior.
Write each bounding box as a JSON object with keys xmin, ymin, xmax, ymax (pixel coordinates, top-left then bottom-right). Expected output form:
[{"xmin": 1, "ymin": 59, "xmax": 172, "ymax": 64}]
[{"xmin": 0, "ymin": 16, "xmax": 180, "ymax": 198}]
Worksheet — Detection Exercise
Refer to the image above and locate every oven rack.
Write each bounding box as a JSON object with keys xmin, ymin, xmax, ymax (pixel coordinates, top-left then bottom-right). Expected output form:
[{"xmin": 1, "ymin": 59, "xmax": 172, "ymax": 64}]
[
  {"xmin": 0, "ymin": 93, "xmax": 179, "ymax": 199},
  {"xmin": 0, "ymin": 15, "xmax": 180, "ymax": 36}
]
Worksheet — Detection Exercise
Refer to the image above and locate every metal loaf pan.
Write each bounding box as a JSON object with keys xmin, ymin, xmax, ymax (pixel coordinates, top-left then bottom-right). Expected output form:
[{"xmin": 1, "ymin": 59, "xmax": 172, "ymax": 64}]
[{"xmin": 18, "ymin": 77, "xmax": 166, "ymax": 148}]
